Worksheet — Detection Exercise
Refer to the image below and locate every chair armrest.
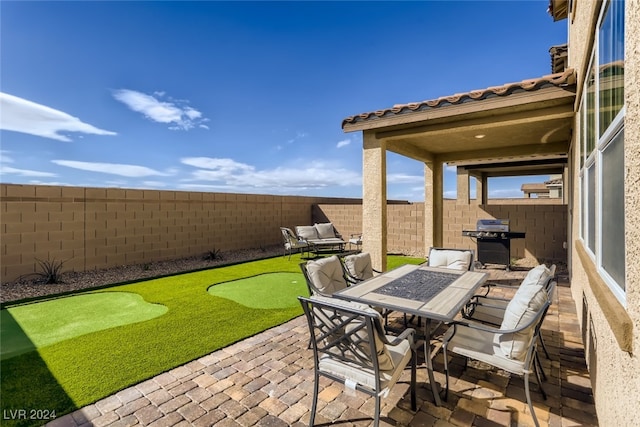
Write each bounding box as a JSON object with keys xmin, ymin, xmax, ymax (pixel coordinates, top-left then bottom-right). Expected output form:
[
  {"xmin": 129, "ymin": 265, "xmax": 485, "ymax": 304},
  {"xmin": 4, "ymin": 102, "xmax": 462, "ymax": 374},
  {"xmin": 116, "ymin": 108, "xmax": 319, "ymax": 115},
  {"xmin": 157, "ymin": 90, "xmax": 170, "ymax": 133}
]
[
  {"xmin": 383, "ymin": 327, "xmax": 416, "ymax": 347},
  {"xmin": 461, "ymin": 295, "xmax": 510, "ymax": 320},
  {"xmin": 470, "ymin": 294, "xmax": 512, "ymax": 305},
  {"xmin": 478, "ymin": 282, "xmax": 518, "ymax": 296},
  {"xmin": 449, "ymin": 302, "xmax": 549, "ymax": 335}
]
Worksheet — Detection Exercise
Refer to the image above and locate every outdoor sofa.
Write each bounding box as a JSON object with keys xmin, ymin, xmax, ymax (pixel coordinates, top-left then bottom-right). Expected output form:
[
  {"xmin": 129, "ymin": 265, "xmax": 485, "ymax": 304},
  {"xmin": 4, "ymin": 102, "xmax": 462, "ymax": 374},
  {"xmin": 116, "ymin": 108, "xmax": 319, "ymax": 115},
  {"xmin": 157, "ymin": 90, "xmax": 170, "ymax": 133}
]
[{"xmin": 295, "ymin": 223, "xmax": 346, "ymax": 254}]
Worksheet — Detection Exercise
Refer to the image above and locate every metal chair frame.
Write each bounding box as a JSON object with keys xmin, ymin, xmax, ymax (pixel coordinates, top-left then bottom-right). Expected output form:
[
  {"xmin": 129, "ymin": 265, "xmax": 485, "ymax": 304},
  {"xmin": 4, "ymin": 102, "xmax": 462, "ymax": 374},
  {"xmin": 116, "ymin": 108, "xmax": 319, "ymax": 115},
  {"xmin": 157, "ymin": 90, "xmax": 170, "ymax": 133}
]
[
  {"xmin": 443, "ymin": 282, "xmax": 556, "ymax": 427},
  {"xmin": 280, "ymin": 227, "xmax": 309, "ymax": 260},
  {"xmin": 462, "ymin": 265, "xmax": 557, "ymax": 359},
  {"xmin": 299, "ymin": 296, "xmax": 417, "ymax": 427}
]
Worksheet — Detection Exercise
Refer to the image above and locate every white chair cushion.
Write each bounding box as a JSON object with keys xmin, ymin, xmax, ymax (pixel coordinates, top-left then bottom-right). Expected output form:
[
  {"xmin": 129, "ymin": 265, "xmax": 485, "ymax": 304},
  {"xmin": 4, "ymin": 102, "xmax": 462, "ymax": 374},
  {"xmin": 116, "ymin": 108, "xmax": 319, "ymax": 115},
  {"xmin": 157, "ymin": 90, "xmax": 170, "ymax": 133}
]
[
  {"xmin": 306, "ymin": 256, "xmax": 348, "ymax": 295},
  {"xmin": 319, "ymin": 336, "xmax": 410, "ymax": 393},
  {"xmin": 344, "ymin": 253, "xmax": 374, "ymax": 280},
  {"xmin": 447, "ymin": 322, "xmax": 527, "ymax": 375},
  {"xmin": 314, "ymin": 222, "xmax": 336, "ymax": 239},
  {"xmin": 499, "ymin": 284, "xmax": 548, "ymax": 359},
  {"xmin": 311, "ymin": 295, "xmax": 396, "ymax": 371},
  {"xmin": 428, "ymin": 249, "xmax": 472, "ymax": 271},
  {"xmin": 296, "ymin": 225, "xmax": 319, "ymax": 240},
  {"xmin": 285, "ymin": 240, "xmax": 307, "ymax": 250},
  {"xmin": 521, "ymin": 264, "xmax": 552, "ymax": 288}
]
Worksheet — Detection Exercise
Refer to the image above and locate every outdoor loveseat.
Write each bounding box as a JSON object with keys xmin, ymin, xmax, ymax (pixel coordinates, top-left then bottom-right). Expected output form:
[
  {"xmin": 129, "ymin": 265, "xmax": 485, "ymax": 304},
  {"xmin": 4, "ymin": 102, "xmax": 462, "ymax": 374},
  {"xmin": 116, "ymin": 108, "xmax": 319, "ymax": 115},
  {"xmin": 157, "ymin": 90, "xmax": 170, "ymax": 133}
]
[{"xmin": 295, "ymin": 223, "xmax": 346, "ymax": 254}]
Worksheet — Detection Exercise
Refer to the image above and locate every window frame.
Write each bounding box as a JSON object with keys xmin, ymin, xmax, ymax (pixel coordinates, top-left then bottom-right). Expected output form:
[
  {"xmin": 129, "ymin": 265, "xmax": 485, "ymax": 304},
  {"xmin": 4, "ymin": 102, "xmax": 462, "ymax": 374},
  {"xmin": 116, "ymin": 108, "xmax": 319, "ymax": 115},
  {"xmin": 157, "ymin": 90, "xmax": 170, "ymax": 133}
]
[{"xmin": 578, "ymin": 0, "xmax": 626, "ymax": 306}]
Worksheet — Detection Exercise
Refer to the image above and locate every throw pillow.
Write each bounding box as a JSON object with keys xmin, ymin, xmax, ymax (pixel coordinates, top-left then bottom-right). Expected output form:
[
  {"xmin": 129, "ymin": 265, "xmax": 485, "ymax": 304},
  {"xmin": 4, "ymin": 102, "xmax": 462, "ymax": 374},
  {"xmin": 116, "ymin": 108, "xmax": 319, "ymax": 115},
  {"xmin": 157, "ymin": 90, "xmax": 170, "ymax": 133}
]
[
  {"xmin": 521, "ymin": 264, "xmax": 552, "ymax": 288},
  {"xmin": 499, "ymin": 284, "xmax": 548, "ymax": 359},
  {"xmin": 314, "ymin": 222, "xmax": 336, "ymax": 239},
  {"xmin": 296, "ymin": 225, "xmax": 319, "ymax": 240},
  {"xmin": 428, "ymin": 249, "xmax": 472, "ymax": 271}
]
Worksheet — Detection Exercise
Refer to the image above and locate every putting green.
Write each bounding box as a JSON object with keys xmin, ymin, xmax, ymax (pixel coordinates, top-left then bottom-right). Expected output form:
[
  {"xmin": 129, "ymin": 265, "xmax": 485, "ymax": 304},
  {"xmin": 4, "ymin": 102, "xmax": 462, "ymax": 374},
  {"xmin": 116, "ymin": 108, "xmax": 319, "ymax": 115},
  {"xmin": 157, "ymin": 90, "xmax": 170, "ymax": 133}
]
[
  {"xmin": 207, "ymin": 272, "xmax": 308, "ymax": 309},
  {"xmin": 1, "ymin": 292, "xmax": 167, "ymax": 360}
]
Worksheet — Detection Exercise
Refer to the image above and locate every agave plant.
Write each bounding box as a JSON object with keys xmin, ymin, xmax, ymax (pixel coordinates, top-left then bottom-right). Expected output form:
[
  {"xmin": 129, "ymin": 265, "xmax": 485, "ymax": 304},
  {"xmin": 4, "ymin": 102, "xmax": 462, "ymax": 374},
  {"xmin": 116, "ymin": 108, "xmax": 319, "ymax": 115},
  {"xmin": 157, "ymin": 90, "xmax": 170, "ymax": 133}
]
[
  {"xmin": 34, "ymin": 258, "xmax": 67, "ymax": 284},
  {"xmin": 203, "ymin": 248, "xmax": 222, "ymax": 261}
]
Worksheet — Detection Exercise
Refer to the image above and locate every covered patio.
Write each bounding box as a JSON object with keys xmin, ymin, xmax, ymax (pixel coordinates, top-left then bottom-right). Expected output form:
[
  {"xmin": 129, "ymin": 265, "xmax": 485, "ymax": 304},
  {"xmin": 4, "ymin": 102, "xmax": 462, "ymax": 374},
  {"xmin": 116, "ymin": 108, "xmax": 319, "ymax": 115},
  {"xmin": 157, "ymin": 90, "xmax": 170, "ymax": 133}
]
[
  {"xmin": 52, "ymin": 267, "xmax": 597, "ymax": 426},
  {"xmin": 341, "ymin": 68, "xmax": 576, "ymax": 272}
]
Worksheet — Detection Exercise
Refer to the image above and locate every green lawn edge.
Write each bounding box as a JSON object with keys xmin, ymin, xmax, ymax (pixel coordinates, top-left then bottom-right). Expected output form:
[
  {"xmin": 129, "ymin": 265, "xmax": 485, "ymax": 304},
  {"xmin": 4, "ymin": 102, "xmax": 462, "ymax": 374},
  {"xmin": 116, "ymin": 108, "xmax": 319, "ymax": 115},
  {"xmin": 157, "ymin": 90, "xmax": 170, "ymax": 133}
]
[{"xmin": 0, "ymin": 254, "xmax": 423, "ymax": 426}]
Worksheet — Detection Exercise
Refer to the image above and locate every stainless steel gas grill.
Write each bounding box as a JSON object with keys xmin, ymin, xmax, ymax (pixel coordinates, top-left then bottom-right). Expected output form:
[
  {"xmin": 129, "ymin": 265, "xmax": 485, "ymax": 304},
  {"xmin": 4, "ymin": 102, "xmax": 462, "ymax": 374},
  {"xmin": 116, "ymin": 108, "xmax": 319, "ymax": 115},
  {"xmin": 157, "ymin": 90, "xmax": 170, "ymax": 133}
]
[{"xmin": 462, "ymin": 219, "xmax": 525, "ymax": 271}]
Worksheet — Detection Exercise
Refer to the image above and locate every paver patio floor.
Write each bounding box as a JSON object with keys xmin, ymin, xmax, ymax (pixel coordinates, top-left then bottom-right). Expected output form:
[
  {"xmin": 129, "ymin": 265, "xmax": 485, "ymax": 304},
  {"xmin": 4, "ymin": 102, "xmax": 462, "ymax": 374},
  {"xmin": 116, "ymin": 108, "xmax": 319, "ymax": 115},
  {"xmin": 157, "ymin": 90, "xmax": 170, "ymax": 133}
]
[{"xmin": 48, "ymin": 267, "xmax": 598, "ymax": 427}]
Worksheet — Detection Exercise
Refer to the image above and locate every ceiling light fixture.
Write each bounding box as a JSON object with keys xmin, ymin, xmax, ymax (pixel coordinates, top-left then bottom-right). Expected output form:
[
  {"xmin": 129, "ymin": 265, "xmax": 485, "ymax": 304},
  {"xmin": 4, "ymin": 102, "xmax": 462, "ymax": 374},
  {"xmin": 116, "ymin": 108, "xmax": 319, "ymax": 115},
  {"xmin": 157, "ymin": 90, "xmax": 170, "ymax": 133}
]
[{"xmin": 474, "ymin": 134, "xmax": 486, "ymax": 139}]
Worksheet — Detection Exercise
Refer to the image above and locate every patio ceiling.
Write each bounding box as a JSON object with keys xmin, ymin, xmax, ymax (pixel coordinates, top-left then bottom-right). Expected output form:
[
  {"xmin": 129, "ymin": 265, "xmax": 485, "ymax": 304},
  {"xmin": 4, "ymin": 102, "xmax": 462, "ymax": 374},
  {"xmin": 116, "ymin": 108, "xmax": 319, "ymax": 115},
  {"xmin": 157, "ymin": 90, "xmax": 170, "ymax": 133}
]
[{"xmin": 343, "ymin": 68, "xmax": 576, "ymax": 177}]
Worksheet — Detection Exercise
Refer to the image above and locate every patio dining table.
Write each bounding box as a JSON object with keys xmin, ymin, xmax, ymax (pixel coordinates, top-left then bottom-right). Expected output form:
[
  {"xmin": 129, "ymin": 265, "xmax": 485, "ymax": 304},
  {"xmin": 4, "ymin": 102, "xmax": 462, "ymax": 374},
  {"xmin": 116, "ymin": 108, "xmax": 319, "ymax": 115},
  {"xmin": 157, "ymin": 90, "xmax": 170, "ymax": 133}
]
[{"xmin": 334, "ymin": 263, "xmax": 488, "ymax": 405}]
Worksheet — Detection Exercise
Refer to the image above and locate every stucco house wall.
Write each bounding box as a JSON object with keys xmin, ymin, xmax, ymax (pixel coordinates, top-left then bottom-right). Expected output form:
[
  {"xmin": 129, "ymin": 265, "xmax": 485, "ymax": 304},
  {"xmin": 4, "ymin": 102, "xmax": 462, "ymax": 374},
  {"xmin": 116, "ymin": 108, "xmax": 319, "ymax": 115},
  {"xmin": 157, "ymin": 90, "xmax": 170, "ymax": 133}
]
[{"xmin": 567, "ymin": 0, "xmax": 640, "ymax": 423}]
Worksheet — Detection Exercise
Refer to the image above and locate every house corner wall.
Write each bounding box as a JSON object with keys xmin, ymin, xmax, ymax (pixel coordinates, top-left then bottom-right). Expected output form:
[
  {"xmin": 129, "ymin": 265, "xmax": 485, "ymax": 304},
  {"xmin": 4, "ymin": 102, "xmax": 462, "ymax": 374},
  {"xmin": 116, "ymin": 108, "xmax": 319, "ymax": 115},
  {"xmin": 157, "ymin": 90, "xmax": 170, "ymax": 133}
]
[{"xmin": 567, "ymin": 0, "xmax": 640, "ymax": 424}]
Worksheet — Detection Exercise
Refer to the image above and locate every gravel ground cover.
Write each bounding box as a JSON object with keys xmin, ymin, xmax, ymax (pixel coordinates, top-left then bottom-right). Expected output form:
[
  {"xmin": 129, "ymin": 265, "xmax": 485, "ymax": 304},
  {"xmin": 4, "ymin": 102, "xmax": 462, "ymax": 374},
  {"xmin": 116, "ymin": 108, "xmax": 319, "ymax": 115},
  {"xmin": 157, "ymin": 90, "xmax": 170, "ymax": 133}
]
[
  {"xmin": 1, "ymin": 245, "xmax": 284, "ymax": 304},
  {"xmin": 1, "ymin": 248, "xmax": 564, "ymax": 304}
]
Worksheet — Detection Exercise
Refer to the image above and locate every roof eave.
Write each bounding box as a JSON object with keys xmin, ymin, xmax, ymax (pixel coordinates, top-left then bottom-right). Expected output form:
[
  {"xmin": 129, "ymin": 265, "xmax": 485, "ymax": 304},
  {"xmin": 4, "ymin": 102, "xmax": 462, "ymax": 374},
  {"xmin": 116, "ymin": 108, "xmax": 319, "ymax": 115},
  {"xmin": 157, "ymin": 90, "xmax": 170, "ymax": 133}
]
[{"xmin": 342, "ymin": 69, "xmax": 576, "ymax": 133}]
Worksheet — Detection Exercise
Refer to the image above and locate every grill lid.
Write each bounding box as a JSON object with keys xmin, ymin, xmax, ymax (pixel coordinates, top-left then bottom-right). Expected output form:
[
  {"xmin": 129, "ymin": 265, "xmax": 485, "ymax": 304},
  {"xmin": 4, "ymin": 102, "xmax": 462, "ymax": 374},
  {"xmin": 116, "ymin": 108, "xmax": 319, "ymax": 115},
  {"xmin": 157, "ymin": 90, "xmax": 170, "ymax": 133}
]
[{"xmin": 476, "ymin": 219, "xmax": 509, "ymax": 232}]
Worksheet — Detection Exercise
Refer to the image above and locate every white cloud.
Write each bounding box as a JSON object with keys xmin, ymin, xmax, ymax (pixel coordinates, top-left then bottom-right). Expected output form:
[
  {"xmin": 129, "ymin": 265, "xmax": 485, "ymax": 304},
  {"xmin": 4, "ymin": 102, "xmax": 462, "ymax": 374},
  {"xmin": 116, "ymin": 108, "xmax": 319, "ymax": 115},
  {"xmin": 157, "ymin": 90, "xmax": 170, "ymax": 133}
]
[
  {"xmin": 112, "ymin": 89, "xmax": 209, "ymax": 131},
  {"xmin": 336, "ymin": 139, "xmax": 351, "ymax": 148},
  {"xmin": 0, "ymin": 150, "xmax": 57, "ymax": 177},
  {"xmin": 181, "ymin": 157, "xmax": 361, "ymax": 191},
  {"xmin": 0, "ymin": 165, "xmax": 57, "ymax": 177},
  {"xmin": 488, "ymin": 188, "xmax": 524, "ymax": 198},
  {"xmin": 182, "ymin": 157, "xmax": 255, "ymax": 172},
  {"xmin": 387, "ymin": 173, "xmax": 424, "ymax": 184},
  {"xmin": 0, "ymin": 92, "xmax": 117, "ymax": 142},
  {"xmin": 0, "ymin": 150, "xmax": 14, "ymax": 163},
  {"xmin": 286, "ymin": 130, "xmax": 308, "ymax": 144},
  {"xmin": 142, "ymin": 181, "xmax": 169, "ymax": 188},
  {"xmin": 52, "ymin": 160, "xmax": 173, "ymax": 177},
  {"xmin": 444, "ymin": 190, "xmax": 457, "ymax": 199}
]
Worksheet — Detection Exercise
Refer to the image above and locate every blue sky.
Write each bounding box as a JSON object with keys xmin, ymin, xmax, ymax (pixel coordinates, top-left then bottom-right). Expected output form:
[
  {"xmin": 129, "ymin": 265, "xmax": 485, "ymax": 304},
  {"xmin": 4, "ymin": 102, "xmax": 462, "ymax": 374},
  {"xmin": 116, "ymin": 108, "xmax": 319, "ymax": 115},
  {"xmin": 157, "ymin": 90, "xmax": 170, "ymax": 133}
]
[{"xmin": 0, "ymin": 1, "xmax": 567, "ymax": 201}]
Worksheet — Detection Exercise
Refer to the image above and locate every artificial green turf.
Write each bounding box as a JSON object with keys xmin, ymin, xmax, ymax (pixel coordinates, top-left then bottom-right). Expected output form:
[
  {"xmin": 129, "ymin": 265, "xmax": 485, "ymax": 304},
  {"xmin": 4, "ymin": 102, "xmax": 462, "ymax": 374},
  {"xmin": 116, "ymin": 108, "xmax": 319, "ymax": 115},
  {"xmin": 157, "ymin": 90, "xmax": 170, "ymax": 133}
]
[
  {"xmin": 1, "ymin": 293, "xmax": 167, "ymax": 360},
  {"xmin": 0, "ymin": 254, "xmax": 423, "ymax": 426},
  {"xmin": 208, "ymin": 272, "xmax": 306, "ymax": 309}
]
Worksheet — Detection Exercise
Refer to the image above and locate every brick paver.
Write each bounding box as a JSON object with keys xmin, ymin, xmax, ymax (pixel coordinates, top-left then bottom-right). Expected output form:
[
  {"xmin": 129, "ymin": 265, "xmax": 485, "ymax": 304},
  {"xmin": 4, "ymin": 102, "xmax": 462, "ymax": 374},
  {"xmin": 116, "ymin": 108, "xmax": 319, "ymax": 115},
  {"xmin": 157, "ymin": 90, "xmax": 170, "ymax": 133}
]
[{"xmin": 46, "ymin": 268, "xmax": 598, "ymax": 426}]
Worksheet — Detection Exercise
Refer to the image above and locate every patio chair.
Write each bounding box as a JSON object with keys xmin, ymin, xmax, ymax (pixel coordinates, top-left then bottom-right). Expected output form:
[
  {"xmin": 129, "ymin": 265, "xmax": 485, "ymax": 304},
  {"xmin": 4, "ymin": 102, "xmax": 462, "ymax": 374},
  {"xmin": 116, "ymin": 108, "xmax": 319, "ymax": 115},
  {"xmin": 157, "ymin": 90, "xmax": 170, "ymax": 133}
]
[
  {"xmin": 280, "ymin": 227, "xmax": 309, "ymax": 260},
  {"xmin": 342, "ymin": 252, "xmax": 381, "ymax": 284},
  {"xmin": 462, "ymin": 264, "xmax": 556, "ymax": 359},
  {"xmin": 341, "ymin": 252, "xmax": 392, "ymax": 329},
  {"xmin": 442, "ymin": 281, "xmax": 556, "ymax": 427},
  {"xmin": 404, "ymin": 247, "xmax": 475, "ymax": 328},
  {"xmin": 300, "ymin": 255, "xmax": 349, "ymax": 297},
  {"xmin": 348, "ymin": 233, "xmax": 363, "ymax": 251},
  {"xmin": 427, "ymin": 247, "xmax": 475, "ymax": 271},
  {"xmin": 298, "ymin": 295, "xmax": 417, "ymax": 427}
]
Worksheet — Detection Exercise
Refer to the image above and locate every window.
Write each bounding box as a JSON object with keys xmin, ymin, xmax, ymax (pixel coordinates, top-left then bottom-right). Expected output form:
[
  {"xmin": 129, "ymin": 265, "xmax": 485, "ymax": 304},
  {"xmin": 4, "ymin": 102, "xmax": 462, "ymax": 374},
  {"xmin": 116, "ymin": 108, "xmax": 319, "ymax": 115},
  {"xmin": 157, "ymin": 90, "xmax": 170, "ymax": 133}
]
[{"xmin": 579, "ymin": 0, "xmax": 625, "ymax": 304}]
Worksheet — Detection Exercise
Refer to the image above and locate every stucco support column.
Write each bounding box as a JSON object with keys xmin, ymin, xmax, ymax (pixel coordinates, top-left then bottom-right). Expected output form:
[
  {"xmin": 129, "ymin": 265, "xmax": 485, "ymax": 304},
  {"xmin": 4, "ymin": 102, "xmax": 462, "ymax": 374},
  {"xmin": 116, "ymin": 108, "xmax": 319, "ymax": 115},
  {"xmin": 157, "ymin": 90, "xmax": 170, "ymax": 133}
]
[
  {"xmin": 563, "ymin": 163, "xmax": 569, "ymax": 204},
  {"xmin": 424, "ymin": 159, "xmax": 443, "ymax": 253},
  {"xmin": 362, "ymin": 131, "xmax": 387, "ymax": 272},
  {"xmin": 477, "ymin": 172, "xmax": 488, "ymax": 205},
  {"xmin": 456, "ymin": 167, "xmax": 470, "ymax": 205}
]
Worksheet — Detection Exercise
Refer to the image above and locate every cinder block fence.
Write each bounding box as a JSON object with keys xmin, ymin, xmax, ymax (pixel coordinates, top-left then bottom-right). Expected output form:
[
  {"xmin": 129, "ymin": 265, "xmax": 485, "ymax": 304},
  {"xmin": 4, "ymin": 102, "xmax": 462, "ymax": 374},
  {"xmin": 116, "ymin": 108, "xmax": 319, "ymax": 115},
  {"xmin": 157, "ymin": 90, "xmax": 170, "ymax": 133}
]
[{"xmin": 1, "ymin": 184, "xmax": 567, "ymax": 282}]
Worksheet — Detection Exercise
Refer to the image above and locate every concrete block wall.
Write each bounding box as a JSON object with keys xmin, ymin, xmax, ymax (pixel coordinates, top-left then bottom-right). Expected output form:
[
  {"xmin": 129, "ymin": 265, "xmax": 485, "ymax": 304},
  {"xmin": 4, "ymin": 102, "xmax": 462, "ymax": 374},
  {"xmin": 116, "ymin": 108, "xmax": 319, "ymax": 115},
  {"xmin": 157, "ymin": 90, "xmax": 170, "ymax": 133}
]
[
  {"xmin": 0, "ymin": 184, "xmax": 359, "ymax": 282},
  {"xmin": 316, "ymin": 199, "xmax": 567, "ymax": 262},
  {"xmin": 1, "ymin": 184, "xmax": 566, "ymax": 282}
]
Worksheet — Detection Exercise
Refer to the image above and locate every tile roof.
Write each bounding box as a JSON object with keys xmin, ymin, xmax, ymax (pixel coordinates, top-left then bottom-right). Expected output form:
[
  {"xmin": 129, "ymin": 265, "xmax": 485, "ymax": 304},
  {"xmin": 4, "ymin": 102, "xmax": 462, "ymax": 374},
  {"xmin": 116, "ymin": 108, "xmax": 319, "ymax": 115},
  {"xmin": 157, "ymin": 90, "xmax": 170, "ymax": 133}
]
[
  {"xmin": 550, "ymin": 44, "xmax": 568, "ymax": 74},
  {"xmin": 521, "ymin": 183, "xmax": 549, "ymax": 192},
  {"xmin": 545, "ymin": 177, "xmax": 563, "ymax": 186},
  {"xmin": 342, "ymin": 68, "xmax": 576, "ymax": 128}
]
